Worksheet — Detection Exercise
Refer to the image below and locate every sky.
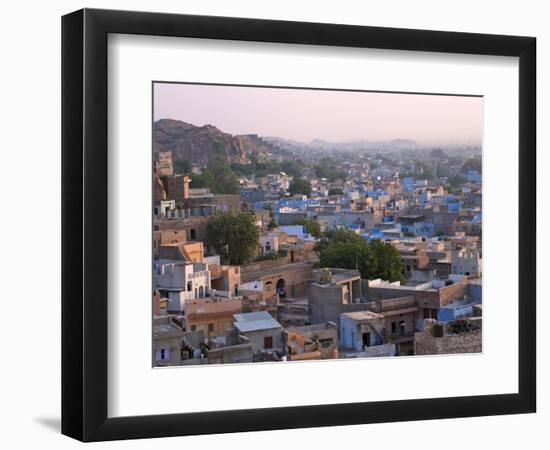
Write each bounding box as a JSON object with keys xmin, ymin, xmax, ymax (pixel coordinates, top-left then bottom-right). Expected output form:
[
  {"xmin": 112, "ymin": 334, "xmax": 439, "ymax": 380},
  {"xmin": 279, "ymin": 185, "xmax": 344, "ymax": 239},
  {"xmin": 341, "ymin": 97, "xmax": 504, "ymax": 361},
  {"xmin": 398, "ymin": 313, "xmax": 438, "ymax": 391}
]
[{"xmin": 154, "ymin": 82, "xmax": 483, "ymax": 145}]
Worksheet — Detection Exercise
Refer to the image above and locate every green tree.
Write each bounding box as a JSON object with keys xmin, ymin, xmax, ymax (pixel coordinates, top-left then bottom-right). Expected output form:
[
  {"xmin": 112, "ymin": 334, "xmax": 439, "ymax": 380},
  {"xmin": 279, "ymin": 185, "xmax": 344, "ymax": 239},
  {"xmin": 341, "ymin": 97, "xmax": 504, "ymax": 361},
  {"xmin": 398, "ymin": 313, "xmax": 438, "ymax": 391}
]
[
  {"xmin": 288, "ymin": 177, "xmax": 312, "ymax": 196},
  {"xmin": 206, "ymin": 159, "xmax": 239, "ymax": 194},
  {"xmin": 256, "ymin": 251, "xmax": 280, "ymax": 261},
  {"xmin": 230, "ymin": 162, "xmax": 256, "ymax": 176},
  {"xmin": 293, "ymin": 218, "xmax": 321, "ymax": 238},
  {"xmin": 444, "ymin": 184, "xmax": 455, "ymax": 195},
  {"xmin": 412, "ymin": 161, "xmax": 434, "ymax": 180},
  {"xmin": 190, "ymin": 171, "xmax": 216, "ymax": 189},
  {"xmin": 461, "ymin": 158, "xmax": 482, "ymax": 174},
  {"xmin": 315, "ymin": 229, "xmax": 364, "ymax": 253},
  {"xmin": 316, "ymin": 230, "xmax": 405, "ymax": 283},
  {"xmin": 328, "ymin": 187, "xmax": 344, "ymax": 196},
  {"xmin": 447, "ymin": 174, "xmax": 467, "ymax": 188},
  {"xmin": 280, "ymin": 160, "xmax": 303, "ymax": 178},
  {"xmin": 257, "ymin": 160, "xmax": 282, "ymax": 175},
  {"xmin": 207, "ymin": 212, "xmax": 260, "ymax": 265},
  {"xmin": 368, "ymin": 239, "xmax": 405, "ymax": 283},
  {"xmin": 190, "ymin": 159, "xmax": 239, "ymax": 194},
  {"xmin": 314, "ymin": 157, "xmax": 346, "ymax": 181},
  {"xmin": 319, "ymin": 241, "xmax": 375, "ymax": 278},
  {"xmin": 173, "ymin": 159, "xmax": 192, "ymax": 175}
]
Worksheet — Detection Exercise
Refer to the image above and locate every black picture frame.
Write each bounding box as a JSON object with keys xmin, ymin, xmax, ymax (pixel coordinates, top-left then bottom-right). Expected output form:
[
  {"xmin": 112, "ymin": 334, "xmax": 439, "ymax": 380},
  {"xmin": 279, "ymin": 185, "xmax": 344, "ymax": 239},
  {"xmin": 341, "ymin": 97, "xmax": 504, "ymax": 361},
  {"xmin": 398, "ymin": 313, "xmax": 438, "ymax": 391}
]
[{"xmin": 62, "ymin": 8, "xmax": 536, "ymax": 442}]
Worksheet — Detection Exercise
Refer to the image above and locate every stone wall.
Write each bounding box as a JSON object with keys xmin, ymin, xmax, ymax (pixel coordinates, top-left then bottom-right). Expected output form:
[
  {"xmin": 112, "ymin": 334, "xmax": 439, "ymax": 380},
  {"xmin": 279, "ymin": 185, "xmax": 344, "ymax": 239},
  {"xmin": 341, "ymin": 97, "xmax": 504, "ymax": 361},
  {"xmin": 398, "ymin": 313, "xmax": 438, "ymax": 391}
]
[
  {"xmin": 415, "ymin": 330, "xmax": 482, "ymax": 355},
  {"xmin": 415, "ymin": 319, "xmax": 482, "ymax": 355},
  {"xmin": 438, "ymin": 279, "xmax": 468, "ymax": 306},
  {"xmin": 154, "ymin": 216, "xmax": 209, "ymax": 244},
  {"xmin": 241, "ymin": 263, "xmax": 313, "ymax": 298},
  {"xmin": 208, "ymin": 343, "xmax": 253, "ymax": 364}
]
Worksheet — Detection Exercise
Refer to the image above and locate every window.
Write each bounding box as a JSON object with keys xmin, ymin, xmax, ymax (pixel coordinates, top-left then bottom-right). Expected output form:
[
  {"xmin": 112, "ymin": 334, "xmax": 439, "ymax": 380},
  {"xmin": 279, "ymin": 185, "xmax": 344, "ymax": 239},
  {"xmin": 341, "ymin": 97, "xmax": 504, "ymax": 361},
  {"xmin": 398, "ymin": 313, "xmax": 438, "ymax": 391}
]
[
  {"xmin": 155, "ymin": 349, "xmax": 170, "ymax": 361},
  {"xmin": 187, "ymin": 282, "xmax": 192, "ymax": 292},
  {"xmin": 190, "ymin": 324, "xmax": 196, "ymax": 332},
  {"xmin": 362, "ymin": 332, "xmax": 371, "ymax": 347},
  {"xmin": 391, "ymin": 322, "xmax": 397, "ymax": 333},
  {"xmin": 208, "ymin": 323, "xmax": 214, "ymax": 333},
  {"xmin": 190, "ymin": 229, "xmax": 196, "ymax": 239},
  {"xmin": 263, "ymin": 336, "xmax": 273, "ymax": 349}
]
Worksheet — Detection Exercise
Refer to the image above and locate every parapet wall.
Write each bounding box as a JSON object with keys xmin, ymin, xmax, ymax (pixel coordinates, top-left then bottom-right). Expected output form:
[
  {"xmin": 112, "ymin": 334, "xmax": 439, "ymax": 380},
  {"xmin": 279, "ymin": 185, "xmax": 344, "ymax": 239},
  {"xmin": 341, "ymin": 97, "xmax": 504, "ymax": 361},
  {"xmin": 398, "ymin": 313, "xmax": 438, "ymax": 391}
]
[{"xmin": 415, "ymin": 319, "xmax": 482, "ymax": 355}]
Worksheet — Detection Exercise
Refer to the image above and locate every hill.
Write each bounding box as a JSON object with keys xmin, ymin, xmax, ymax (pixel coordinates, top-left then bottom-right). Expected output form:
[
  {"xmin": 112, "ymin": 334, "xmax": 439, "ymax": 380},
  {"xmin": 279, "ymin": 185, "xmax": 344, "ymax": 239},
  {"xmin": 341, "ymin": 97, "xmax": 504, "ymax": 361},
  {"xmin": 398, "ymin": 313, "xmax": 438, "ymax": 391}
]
[{"xmin": 153, "ymin": 119, "xmax": 273, "ymax": 164}]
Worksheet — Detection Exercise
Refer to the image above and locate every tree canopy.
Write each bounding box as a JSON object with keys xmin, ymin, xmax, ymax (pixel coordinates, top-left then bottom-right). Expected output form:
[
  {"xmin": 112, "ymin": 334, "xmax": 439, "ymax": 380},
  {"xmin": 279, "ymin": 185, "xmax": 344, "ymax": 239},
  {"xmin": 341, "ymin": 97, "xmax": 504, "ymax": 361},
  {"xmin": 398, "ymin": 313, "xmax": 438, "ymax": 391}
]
[
  {"xmin": 368, "ymin": 239, "xmax": 406, "ymax": 283},
  {"xmin": 230, "ymin": 159, "xmax": 303, "ymax": 178},
  {"xmin": 280, "ymin": 160, "xmax": 303, "ymax": 178},
  {"xmin": 315, "ymin": 228, "xmax": 364, "ymax": 253},
  {"xmin": 314, "ymin": 157, "xmax": 346, "ymax": 181},
  {"xmin": 293, "ymin": 218, "xmax": 321, "ymax": 238},
  {"xmin": 173, "ymin": 159, "xmax": 192, "ymax": 175},
  {"xmin": 316, "ymin": 229, "xmax": 405, "ymax": 283},
  {"xmin": 206, "ymin": 212, "xmax": 260, "ymax": 265},
  {"xmin": 191, "ymin": 159, "xmax": 239, "ymax": 194},
  {"xmin": 288, "ymin": 177, "xmax": 312, "ymax": 196},
  {"xmin": 461, "ymin": 158, "xmax": 482, "ymax": 174},
  {"xmin": 446, "ymin": 174, "xmax": 467, "ymax": 188}
]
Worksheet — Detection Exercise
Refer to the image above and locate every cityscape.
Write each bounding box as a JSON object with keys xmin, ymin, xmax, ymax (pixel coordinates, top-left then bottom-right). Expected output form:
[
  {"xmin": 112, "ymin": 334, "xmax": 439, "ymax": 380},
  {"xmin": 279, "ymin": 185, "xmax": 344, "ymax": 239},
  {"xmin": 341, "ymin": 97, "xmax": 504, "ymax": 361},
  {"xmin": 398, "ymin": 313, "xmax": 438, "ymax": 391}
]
[{"xmin": 152, "ymin": 83, "xmax": 483, "ymax": 367}]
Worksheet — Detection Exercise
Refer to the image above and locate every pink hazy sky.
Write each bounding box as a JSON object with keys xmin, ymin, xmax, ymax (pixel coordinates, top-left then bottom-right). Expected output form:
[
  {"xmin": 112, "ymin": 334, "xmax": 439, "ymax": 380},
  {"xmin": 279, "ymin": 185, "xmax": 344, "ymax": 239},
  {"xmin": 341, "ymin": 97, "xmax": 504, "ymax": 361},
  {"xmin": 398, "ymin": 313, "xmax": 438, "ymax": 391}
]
[{"xmin": 154, "ymin": 83, "xmax": 482, "ymax": 145}]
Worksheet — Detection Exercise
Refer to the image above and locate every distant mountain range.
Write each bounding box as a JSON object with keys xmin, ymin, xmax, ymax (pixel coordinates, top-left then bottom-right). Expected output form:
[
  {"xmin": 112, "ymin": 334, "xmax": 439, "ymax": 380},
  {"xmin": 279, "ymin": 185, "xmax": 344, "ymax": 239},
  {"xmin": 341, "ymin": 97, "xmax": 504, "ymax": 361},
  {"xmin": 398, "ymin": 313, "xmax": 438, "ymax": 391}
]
[
  {"xmin": 154, "ymin": 119, "xmax": 478, "ymax": 165},
  {"xmin": 263, "ymin": 136, "xmax": 419, "ymax": 152}
]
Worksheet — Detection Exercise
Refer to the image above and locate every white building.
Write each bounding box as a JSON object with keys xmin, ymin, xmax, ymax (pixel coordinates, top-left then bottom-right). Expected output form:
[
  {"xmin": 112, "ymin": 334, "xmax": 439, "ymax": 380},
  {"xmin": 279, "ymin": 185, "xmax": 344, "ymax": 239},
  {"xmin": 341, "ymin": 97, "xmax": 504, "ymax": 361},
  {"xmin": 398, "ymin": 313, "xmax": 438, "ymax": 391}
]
[
  {"xmin": 155, "ymin": 261, "xmax": 211, "ymax": 313},
  {"xmin": 259, "ymin": 232, "xmax": 280, "ymax": 255}
]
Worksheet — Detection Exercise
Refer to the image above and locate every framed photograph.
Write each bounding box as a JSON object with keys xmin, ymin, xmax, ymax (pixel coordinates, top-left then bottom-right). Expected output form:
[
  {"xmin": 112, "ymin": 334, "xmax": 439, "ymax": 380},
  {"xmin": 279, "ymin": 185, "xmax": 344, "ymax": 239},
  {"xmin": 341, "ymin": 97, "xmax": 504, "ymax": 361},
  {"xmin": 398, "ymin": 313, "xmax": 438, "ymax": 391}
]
[{"xmin": 62, "ymin": 8, "xmax": 536, "ymax": 442}]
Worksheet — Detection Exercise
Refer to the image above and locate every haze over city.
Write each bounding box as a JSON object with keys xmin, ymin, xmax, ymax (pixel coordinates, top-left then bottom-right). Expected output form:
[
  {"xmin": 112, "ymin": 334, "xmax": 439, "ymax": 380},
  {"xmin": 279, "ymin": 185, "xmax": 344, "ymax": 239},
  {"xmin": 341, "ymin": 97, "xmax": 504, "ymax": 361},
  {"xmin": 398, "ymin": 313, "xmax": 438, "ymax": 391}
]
[{"xmin": 154, "ymin": 82, "xmax": 483, "ymax": 146}]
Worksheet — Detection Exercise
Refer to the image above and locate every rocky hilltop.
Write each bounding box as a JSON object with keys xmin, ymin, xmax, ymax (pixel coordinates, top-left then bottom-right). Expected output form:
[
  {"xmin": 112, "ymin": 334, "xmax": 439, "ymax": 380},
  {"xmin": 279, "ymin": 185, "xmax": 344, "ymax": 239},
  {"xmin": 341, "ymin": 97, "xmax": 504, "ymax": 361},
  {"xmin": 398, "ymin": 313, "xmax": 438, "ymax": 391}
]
[{"xmin": 154, "ymin": 119, "xmax": 272, "ymax": 164}]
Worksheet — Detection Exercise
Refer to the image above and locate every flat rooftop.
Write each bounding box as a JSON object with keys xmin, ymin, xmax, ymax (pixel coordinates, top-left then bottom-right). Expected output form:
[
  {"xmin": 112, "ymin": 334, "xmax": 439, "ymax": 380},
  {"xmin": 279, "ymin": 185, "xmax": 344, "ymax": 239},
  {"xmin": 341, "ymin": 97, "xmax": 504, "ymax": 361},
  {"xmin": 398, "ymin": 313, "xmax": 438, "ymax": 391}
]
[
  {"xmin": 233, "ymin": 311, "xmax": 282, "ymax": 333},
  {"xmin": 153, "ymin": 324, "xmax": 184, "ymax": 338},
  {"xmin": 331, "ymin": 271, "xmax": 361, "ymax": 283},
  {"xmin": 341, "ymin": 310, "xmax": 384, "ymax": 321},
  {"xmin": 399, "ymin": 214, "xmax": 425, "ymax": 220}
]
